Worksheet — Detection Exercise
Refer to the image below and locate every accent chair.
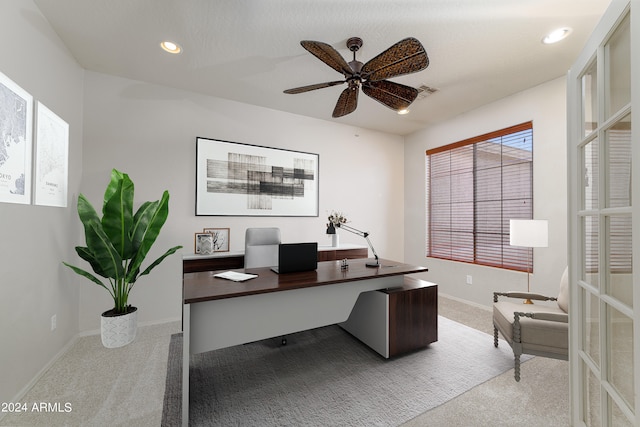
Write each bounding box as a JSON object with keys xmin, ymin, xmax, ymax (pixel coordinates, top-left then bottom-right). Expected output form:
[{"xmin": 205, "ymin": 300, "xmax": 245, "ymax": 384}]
[{"xmin": 492, "ymin": 267, "xmax": 569, "ymax": 381}]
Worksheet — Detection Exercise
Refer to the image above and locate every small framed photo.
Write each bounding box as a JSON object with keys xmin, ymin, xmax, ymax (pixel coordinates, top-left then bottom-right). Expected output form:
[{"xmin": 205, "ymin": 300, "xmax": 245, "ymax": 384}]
[
  {"xmin": 194, "ymin": 232, "xmax": 213, "ymax": 254},
  {"xmin": 203, "ymin": 227, "xmax": 230, "ymax": 252}
]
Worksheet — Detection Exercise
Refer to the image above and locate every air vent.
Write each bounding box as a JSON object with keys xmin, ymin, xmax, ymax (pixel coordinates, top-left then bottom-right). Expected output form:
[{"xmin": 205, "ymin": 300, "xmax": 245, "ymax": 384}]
[{"xmin": 416, "ymin": 85, "xmax": 438, "ymax": 100}]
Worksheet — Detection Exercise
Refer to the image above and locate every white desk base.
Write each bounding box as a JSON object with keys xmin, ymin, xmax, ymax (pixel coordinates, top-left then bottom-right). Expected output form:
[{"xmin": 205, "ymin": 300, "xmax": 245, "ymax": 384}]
[
  {"xmin": 340, "ymin": 290, "xmax": 390, "ymax": 358},
  {"xmin": 182, "ymin": 275, "xmax": 404, "ymax": 426}
]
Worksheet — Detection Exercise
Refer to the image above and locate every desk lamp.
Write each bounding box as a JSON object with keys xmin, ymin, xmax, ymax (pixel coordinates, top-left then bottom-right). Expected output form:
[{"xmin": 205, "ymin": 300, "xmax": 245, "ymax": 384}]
[
  {"xmin": 336, "ymin": 223, "xmax": 380, "ymax": 267},
  {"xmin": 509, "ymin": 219, "xmax": 548, "ymax": 304}
]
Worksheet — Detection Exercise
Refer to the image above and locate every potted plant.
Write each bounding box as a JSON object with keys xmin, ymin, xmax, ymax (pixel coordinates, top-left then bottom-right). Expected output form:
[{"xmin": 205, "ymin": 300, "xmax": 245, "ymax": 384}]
[{"xmin": 63, "ymin": 169, "xmax": 182, "ymax": 348}]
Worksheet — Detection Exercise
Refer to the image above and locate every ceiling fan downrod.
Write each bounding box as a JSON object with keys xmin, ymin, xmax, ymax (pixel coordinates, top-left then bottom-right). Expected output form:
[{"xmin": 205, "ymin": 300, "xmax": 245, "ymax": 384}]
[{"xmin": 346, "ymin": 37, "xmax": 364, "ymax": 77}]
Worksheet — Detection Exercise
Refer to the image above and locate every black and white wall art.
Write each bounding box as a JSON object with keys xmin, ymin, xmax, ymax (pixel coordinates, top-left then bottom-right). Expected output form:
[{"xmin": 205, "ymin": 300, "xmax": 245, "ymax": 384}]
[
  {"xmin": 0, "ymin": 71, "xmax": 33, "ymax": 205},
  {"xmin": 34, "ymin": 102, "xmax": 69, "ymax": 207},
  {"xmin": 196, "ymin": 137, "xmax": 319, "ymax": 216}
]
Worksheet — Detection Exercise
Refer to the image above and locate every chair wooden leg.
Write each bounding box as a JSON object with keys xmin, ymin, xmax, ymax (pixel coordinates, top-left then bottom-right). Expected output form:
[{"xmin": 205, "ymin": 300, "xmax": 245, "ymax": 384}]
[
  {"xmin": 514, "ymin": 354, "xmax": 521, "ymax": 382},
  {"xmin": 493, "ymin": 327, "xmax": 499, "ymax": 347}
]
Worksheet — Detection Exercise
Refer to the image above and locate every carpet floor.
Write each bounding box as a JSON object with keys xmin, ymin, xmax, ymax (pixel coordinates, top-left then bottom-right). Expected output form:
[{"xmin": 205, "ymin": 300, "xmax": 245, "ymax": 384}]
[
  {"xmin": 0, "ymin": 296, "xmax": 567, "ymax": 426},
  {"xmin": 162, "ymin": 316, "xmax": 529, "ymax": 426}
]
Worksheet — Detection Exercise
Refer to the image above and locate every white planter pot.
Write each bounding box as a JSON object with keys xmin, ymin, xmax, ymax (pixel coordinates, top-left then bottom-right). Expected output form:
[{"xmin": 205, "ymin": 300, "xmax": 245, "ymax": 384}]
[{"xmin": 101, "ymin": 307, "xmax": 138, "ymax": 348}]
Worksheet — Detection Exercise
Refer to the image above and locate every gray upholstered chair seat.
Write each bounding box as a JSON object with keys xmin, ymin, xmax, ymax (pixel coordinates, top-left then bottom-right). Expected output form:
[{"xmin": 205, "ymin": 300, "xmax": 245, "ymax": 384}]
[
  {"xmin": 493, "ymin": 267, "xmax": 569, "ymax": 381},
  {"xmin": 493, "ymin": 301, "xmax": 568, "ymax": 354}
]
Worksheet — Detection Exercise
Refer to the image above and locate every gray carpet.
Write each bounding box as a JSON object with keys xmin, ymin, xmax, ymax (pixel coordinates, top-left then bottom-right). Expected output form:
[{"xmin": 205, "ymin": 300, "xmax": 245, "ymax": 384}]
[{"xmin": 162, "ymin": 316, "xmax": 529, "ymax": 426}]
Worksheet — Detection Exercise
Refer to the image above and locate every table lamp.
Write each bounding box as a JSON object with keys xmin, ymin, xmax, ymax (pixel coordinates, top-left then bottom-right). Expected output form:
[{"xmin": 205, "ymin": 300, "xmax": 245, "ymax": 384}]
[
  {"xmin": 509, "ymin": 219, "xmax": 548, "ymax": 304},
  {"xmin": 336, "ymin": 223, "xmax": 380, "ymax": 267}
]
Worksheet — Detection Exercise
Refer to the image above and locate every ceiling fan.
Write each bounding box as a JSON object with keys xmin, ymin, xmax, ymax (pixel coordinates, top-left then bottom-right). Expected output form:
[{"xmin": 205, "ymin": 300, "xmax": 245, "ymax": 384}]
[{"xmin": 284, "ymin": 37, "xmax": 429, "ymax": 118}]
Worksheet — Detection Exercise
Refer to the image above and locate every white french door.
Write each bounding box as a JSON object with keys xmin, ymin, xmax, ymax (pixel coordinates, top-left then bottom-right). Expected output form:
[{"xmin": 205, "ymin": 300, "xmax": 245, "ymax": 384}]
[{"xmin": 567, "ymin": 0, "xmax": 638, "ymax": 425}]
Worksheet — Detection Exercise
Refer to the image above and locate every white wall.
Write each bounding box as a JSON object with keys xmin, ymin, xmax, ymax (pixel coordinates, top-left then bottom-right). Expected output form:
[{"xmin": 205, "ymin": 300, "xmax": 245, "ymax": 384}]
[
  {"xmin": 0, "ymin": 0, "xmax": 568, "ymax": 410},
  {"xmin": 0, "ymin": 0, "xmax": 84, "ymax": 405},
  {"xmin": 404, "ymin": 77, "xmax": 568, "ymax": 307},
  {"xmin": 1, "ymin": 0, "xmax": 405, "ymax": 406},
  {"xmin": 78, "ymin": 71, "xmax": 406, "ymax": 331}
]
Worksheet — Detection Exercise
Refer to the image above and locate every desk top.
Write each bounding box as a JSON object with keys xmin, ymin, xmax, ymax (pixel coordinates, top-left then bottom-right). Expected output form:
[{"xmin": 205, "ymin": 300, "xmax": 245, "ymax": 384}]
[{"xmin": 183, "ymin": 258, "xmax": 428, "ymax": 304}]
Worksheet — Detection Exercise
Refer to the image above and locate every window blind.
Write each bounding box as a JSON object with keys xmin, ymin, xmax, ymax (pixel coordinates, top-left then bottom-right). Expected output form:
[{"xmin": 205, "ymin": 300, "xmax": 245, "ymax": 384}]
[
  {"xmin": 426, "ymin": 122, "xmax": 533, "ymax": 271},
  {"xmin": 607, "ymin": 125, "xmax": 632, "ymax": 274}
]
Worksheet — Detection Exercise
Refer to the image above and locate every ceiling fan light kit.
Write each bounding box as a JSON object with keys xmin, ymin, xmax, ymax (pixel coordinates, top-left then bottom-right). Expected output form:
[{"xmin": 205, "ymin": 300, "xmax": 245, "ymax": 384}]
[{"xmin": 284, "ymin": 37, "xmax": 429, "ymax": 118}]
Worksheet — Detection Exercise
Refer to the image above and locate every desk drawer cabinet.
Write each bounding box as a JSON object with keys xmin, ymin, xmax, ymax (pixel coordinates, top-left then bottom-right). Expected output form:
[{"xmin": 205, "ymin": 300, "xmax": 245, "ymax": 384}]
[
  {"xmin": 183, "ymin": 255, "xmax": 245, "ymax": 273},
  {"xmin": 184, "ymin": 246, "xmax": 367, "ymax": 273},
  {"xmin": 318, "ymin": 247, "xmax": 368, "ymax": 261},
  {"xmin": 340, "ymin": 277, "xmax": 437, "ymax": 358},
  {"xmin": 384, "ymin": 283, "xmax": 438, "ymax": 357}
]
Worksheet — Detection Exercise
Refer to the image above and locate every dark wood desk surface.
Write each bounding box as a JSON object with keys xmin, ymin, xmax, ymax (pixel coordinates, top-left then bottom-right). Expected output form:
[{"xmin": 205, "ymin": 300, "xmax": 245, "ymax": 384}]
[{"xmin": 183, "ymin": 258, "xmax": 428, "ymax": 304}]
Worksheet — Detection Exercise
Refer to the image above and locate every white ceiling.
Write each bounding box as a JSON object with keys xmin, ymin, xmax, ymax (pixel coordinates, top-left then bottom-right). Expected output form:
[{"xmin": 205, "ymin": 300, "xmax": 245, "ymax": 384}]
[{"xmin": 33, "ymin": 0, "xmax": 611, "ymax": 136}]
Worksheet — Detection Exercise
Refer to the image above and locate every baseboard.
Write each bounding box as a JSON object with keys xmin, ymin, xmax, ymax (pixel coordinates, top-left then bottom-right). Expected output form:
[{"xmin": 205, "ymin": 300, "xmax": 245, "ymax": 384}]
[
  {"xmin": 438, "ymin": 292, "xmax": 492, "ymax": 312},
  {"xmin": 78, "ymin": 316, "xmax": 182, "ymax": 337},
  {"xmin": 139, "ymin": 316, "xmax": 181, "ymax": 328}
]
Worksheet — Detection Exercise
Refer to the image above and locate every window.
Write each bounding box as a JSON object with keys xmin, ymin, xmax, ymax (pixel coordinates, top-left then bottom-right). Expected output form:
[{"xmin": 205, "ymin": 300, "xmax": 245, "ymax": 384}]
[{"xmin": 426, "ymin": 122, "xmax": 533, "ymax": 271}]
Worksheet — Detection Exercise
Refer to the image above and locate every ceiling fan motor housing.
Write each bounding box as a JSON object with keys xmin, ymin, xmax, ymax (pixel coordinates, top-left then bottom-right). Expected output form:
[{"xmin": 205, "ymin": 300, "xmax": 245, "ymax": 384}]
[{"xmin": 349, "ymin": 60, "xmax": 364, "ymax": 76}]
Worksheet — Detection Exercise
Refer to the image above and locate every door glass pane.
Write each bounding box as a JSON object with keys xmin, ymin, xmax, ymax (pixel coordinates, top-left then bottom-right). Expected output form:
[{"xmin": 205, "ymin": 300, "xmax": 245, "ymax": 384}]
[
  {"xmin": 582, "ymin": 215, "xmax": 600, "ymax": 289},
  {"xmin": 610, "ymin": 395, "xmax": 633, "ymax": 427},
  {"xmin": 582, "ymin": 137, "xmax": 599, "ymax": 210},
  {"xmin": 573, "ymin": 5, "xmax": 633, "ymax": 426},
  {"xmin": 607, "ymin": 215, "xmax": 632, "ymax": 307},
  {"xmin": 608, "ymin": 305, "xmax": 634, "ymax": 410},
  {"xmin": 582, "ymin": 61, "xmax": 598, "ymax": 137},
  {"xmin": 582, "ymin": 287, "xmax": 600, "ymax": 366},
  {"xmin": 606, "ymin": 116, "xmax": 632, "ymax": 208},
  {"xmin": 583, "ymin": 359, "xmax": 601, "ymax": 426},
  {"xmin": 605, "ymin": 13, "xmax": 631, "ymax": 118}
]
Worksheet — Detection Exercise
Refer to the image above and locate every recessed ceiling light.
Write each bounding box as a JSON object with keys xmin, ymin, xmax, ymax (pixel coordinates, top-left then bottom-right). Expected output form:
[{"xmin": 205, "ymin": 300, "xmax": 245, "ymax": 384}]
[
  {"xmin": 160, "ymin": 40, "xmax": 182, "ymax": 54},
  {"xmin": 397, "ymin": 108, "xmax": 410, "ymax": 115},
  {"xmin": 542, "ymin": 27, "xmax": 572, "ymax": 44}
]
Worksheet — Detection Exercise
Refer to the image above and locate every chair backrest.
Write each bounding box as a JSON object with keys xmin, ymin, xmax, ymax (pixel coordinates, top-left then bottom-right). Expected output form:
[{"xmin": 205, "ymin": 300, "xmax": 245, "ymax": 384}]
[
  {"xmin": 244, "ymin": 227, "xmax": 281, "ymax": 268},
  {"xmin": 557, "ymin": 267, "xmax": 569, "ymax": 313}
]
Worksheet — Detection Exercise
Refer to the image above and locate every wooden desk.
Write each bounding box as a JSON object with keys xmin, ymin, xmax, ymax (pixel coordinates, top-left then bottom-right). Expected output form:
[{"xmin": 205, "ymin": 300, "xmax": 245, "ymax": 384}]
[{"xmin": 182, "ymin": 258, "xmax": 429, "ymax": 426}]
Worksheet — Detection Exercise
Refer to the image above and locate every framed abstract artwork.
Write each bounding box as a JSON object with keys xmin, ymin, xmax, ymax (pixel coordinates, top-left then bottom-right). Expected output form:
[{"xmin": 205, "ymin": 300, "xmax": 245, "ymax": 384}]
[
  {"xmin": 196, "ymin": 137, "xmax": 319, "ymax": 216},
  {"xmin": 0, "ymin": 71, "xmax": 33, "ymax": 205}
]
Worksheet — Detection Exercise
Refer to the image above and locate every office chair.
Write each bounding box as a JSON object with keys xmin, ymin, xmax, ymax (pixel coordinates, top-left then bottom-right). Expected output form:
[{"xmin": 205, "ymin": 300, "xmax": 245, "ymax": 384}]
[
  {"xmin": 244, "ymin": 227, "xmax": 281, "ymax": 268},
  {"xmin": 244, "ymin": 227, "xmax": 288, "ymax": 345}
]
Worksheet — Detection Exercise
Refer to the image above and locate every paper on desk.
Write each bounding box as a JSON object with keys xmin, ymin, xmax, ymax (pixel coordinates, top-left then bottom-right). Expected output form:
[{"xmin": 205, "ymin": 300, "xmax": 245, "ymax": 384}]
[{"xmin": 213, "ymin": 271, "xmax": 258, "ymax": 282}]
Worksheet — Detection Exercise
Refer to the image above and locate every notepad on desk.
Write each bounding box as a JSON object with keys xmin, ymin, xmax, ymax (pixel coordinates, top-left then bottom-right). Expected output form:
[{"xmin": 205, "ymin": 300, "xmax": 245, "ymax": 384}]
[{"xmin": 213, "ymin": 271, "xmax": 258, "ymax": 282}]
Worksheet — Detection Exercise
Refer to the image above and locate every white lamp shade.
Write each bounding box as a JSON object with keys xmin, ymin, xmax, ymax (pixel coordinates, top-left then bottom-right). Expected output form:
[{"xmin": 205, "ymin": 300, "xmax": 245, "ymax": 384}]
[{"xmin": 509, "ymin": 219, "xmax": 549, "ymax": 248}]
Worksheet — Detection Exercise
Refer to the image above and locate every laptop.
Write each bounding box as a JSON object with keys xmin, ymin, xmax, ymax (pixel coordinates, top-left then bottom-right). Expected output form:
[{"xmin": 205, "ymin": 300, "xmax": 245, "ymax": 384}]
[{"xmin": 271, "ymin": 242, "xmax": 318, "ymax": 274}]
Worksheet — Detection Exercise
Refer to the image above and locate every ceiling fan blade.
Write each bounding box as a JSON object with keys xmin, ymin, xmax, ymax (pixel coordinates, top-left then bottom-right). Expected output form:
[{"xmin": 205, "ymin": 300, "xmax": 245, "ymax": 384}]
[
  {"xmin": 300, "ymin": 40, "xmax": 354, "ymax": 76},
  {"xmin": 284, "ymin": 80, "xmax": 345, "ymax": 94},
  {"xmin": 332, "ymin": 86, "xmax": 359, "ymax": 118},
  {"xmin": 361, "ymin": 37, "xmax": 429, "ymax": 81},
  {"xmin": 362, "ymin": 80, "xmax": 419, "ymax": 111}
]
